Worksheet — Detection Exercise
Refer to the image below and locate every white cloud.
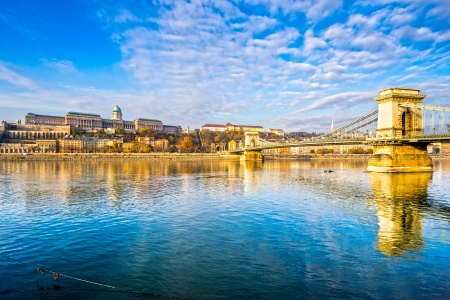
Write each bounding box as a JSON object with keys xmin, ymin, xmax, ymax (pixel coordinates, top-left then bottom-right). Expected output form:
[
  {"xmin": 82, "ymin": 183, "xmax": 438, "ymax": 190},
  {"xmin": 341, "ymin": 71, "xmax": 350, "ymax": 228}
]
[
  {"xmin": 392, "ymin": 25, "xmax": 437, "ymax": 42},
  {"xmin": 296, "ymin": 91, "xmax": 374, "ymax": 113},
  {"xmin": 114, "ymin": 9, "xmax": 142, "ymax": 23},
  {"xmin": 304, "ymin": 29, "xmax": 328, "ymax": 53},
  {"xmin": 41, "ymin": 59, "xmax": 78, "ymax": 74},
  {"xmin": 307, "ymin": 0, "xmax": 343, "ymax": 22},
  {"xmin": 0, "ymin": 63, "xmax": 41, "ymax": 90}
]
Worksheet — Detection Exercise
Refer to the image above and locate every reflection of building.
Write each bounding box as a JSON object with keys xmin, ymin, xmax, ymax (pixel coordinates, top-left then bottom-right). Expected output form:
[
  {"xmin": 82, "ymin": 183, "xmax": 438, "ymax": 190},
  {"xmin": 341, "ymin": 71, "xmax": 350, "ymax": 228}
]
[{"xmin": 369, "ymin": 173, "xmax": 431, "ymax": 257}]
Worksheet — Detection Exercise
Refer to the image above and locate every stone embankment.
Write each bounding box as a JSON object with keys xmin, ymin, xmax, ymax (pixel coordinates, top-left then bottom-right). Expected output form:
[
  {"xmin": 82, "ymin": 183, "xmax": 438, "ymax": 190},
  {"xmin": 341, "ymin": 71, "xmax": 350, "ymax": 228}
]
[
  {"xmin": 0, "ymin": 153, "xmax": 241, "ymax": 161},
  {"xmin": 263, "ymin": 154, "xmax": 372, "ymax": 160}
]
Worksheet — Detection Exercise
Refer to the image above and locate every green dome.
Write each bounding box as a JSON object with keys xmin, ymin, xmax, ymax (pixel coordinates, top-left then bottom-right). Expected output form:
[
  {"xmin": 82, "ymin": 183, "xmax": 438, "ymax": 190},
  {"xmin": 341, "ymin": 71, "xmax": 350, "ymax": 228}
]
[{"xmin": 113, "ymin": 105, "xmax": 122, "ymax": 113}]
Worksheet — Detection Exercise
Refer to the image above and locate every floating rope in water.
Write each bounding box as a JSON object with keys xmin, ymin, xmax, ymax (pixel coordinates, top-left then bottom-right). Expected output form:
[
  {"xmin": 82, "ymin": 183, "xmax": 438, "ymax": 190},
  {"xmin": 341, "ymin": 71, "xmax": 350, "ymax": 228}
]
[{"xmin": 0, "ymin": 253, "xmax": 181, "ymax": 298}]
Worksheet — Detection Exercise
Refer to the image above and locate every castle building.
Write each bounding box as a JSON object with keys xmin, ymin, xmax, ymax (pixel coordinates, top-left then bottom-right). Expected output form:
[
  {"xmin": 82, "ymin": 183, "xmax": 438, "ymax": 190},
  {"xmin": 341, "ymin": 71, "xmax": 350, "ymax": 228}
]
[{"xmin": 24, "ymin": 105, "xmax": 163, "ymax": 133}]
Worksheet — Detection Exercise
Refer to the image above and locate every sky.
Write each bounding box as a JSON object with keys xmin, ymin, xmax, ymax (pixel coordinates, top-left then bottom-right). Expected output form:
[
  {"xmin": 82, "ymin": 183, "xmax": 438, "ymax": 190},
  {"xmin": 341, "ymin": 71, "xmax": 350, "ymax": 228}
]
[{"xmin": 1, "ymin": 0, "xmax": 450, "ymax": 133}]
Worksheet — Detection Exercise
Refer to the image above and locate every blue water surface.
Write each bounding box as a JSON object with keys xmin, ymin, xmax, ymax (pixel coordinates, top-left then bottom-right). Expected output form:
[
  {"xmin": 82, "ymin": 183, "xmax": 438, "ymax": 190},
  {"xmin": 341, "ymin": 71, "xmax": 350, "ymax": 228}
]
[{"xmin": 0, "ymin": 159, "xmax": 449, "ymax": 299}]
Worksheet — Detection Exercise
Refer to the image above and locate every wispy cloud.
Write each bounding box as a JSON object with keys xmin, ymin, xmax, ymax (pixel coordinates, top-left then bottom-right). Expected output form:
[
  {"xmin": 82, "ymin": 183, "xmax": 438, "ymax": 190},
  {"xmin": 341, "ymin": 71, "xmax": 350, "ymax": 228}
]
[
  {"xmin": 41, "ymin": 59, "xmax": 78, "ymax": 74},
  {"xmin": 0, "ymin": 63, "xmax": 41, "ymax": 90}
]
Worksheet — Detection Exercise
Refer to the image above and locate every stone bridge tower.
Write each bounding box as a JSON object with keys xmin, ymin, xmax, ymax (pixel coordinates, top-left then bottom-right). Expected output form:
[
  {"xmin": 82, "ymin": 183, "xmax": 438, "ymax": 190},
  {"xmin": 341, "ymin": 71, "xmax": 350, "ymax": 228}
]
[
  {"xmin": 241, "ymin": 132, "xmax": 263, "ymax": 161},
  {"xmin": 244, "ymin": 131, "xmax": 260, "ymax": 148},
  {"xmin": 368, "ymin": 88, "xmax": 432, "ymax": 173},
  {"xmin": 375, "ymin": 88, "xmax": 425, "ymax": 139}
]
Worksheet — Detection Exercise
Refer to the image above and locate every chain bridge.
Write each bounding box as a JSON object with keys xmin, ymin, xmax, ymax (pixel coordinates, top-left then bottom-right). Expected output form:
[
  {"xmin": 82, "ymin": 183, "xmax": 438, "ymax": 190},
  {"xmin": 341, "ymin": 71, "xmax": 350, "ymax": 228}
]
[{"xmin": 233, "ymin": 87, "xmax": 450, "ymax": 172}]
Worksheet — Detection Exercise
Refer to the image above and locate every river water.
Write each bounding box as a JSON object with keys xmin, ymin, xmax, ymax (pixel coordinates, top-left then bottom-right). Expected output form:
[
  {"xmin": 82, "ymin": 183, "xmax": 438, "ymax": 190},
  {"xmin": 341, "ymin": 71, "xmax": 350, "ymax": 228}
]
[{"xmin": 0, "ymin": 159, "xmax": 449, "ymax": 299}]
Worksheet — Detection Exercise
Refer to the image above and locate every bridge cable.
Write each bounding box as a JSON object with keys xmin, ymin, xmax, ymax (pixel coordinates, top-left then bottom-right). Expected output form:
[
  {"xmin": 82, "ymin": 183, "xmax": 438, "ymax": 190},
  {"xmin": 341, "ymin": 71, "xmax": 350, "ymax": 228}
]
[
  {"xmin": 322, "ymin": 110, "xmax": 378, "ymax": 138},
  {"xmin": 0, "ymin": 253, "xmax": 183, "ymax": 299}
]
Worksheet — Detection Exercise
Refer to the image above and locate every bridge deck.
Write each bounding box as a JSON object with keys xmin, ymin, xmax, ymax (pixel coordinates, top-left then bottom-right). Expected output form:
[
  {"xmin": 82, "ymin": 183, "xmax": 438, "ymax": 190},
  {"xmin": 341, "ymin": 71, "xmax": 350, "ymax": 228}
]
[{"xmin": 232, "ymin": 134, "xmax": 450, "ymax": 153}]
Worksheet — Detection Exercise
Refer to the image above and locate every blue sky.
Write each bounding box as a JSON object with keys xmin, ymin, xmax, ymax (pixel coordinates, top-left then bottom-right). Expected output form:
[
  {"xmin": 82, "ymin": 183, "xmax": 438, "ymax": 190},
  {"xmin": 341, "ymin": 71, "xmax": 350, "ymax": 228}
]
[{"xmin": 1, "ymin": 0, "xmax": 450, "ymax": 132}]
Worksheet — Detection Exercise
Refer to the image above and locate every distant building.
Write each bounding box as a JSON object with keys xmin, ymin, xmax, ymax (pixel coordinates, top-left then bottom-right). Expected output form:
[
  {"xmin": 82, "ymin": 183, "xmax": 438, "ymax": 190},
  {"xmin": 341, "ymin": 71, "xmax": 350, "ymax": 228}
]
[
  {"xmin": 289, "ymin": 132, "xmax": 315, "ymax": 140},
  {"xmin": 163, "ymin": 125, "xmax": 182, "ymax": 134},
  {"xmin": 201, "ymin": 123, "xmax": 264, "ymax": 133},
  {"xmin": 24, "ymin": 113, "xmax": 64, "ymax": 126},
  {"xmin": 1, "ymin": 121, "xmax": 70, "ymax": 140},
  {"xmin": 153, "ymin": 139, "xmax": 169, "ymax": 151},
  {"xmin": 226, "ymin": 123, "xmax": 264, "ymax": 133},
  {"xmin": 25, "ymin": 105, "xmax": 163, "ymax": 133},
  {"xmin": 0, "ymin": 142, "xmax": 36, "ymax": 154},
  {"xmin": 210, "ymin": 142, "xmax": 227, "ymax": 152},
  {"xmin": 36, "ymin": 140, "xmax": 58, "ymax": 153},
  {"xmin": 201, "ymin": 124, "xmax": 227, "ymax": 132},
  {"xmin": 268, "ymin": 128, "xmax": 285, "ymax": 136}
]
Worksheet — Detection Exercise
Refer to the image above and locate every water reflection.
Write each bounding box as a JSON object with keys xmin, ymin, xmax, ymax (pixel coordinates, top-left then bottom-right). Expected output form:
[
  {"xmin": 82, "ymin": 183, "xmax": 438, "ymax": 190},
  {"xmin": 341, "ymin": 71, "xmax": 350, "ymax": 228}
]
[{"xmin": 369, "ymin": 172, "xmax": 431, "ymax": 257}]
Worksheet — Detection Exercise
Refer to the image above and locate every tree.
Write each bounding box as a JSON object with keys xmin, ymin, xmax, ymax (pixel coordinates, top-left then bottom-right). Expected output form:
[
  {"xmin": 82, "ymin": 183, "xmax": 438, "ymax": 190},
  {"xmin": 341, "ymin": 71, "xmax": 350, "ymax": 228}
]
[
  {"xmin": 310, "ymin": 149, "xmax": 315, "ymax": 154},
  {"xmin": 180, "ymin": 136, "xmax": 194, "ymax": 152},
  {"xmin": 112, "ymin": 141, "xmax": 120, "ymax": 153},
  {"xmin": 356, "ymin": 147, "xmax": 365, "ymax": 154},
  {"xmin": 115, "ymin": 126, "xmax": 124, "ymax": 135},
  {"xmin": 328, "ymin": 149, "xmax": 334, "ymax": 154},
  {"xmin": 138, "ymin": 127, "xmax": 150, "ymax": 136},
  {"xmin": 316, "ymin": 149, "xmax": 323, "ymax": 154},
  {"xmin": 71, "ymin": 127, "xmax": 81, "ymax": 136},
  {"xmin": 367, "ymin": 148, "xmax": 374, "ymax": 154},
  {"xmin": 214, "ymin": 135, "xmax": 221, "ymax": 143},
  {"xmin": 141, "ymin": 145, "xmax": 152, "ymax": 153},
  {"xmin": 131, "ymin": 140, "xmax": 140, "ymax": 153}
]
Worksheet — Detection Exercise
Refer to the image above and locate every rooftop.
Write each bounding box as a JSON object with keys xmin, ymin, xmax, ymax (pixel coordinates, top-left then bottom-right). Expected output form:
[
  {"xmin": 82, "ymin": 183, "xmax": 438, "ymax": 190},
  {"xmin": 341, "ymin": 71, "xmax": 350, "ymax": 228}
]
[
  {"xmin": 135, "ymin": 118, "xmax": 162, "ymax": 123},
  {"xmin": 66, "ymin": 112, "xmax": 101, "ymax": 117}
]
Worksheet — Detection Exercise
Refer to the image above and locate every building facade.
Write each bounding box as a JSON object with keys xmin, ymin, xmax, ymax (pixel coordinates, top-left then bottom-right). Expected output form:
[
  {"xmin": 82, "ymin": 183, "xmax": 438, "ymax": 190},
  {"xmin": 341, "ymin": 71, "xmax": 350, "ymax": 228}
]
[
  {"xmin": 226, "ymin": 123, "xmax": 264, "ymax": 133},
  {"xmin": 1, "ymin": 121, "xmax": 70, "ymax": 140},
  {"xmin": 24, "ymin": 105, "xmax": 164, "ymax": 133},
  {"xmin": 201, "ymin": 124, "xmax": 227, "ymax": 132}
]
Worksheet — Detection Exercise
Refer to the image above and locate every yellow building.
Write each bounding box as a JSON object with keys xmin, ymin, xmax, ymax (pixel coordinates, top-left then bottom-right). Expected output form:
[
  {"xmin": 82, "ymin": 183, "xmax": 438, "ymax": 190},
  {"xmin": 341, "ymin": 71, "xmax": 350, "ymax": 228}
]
[
  {"xmin": 36, "ymin": 140, "xmax": 58, "ymax": 153},
  {"xmin": 60, "ymin": 139, "xmax": 82, "ymax": 153},
  {"xmin": 153, "ymin": 139, "xmax": 168, "ymax": 151},
  {"xmin": 226, "ymin": 123, "xmax": 264, "ymax": 133},
  {"xmin": 0, "ymin": 142, "xmax": 36, "ymax": 154}
]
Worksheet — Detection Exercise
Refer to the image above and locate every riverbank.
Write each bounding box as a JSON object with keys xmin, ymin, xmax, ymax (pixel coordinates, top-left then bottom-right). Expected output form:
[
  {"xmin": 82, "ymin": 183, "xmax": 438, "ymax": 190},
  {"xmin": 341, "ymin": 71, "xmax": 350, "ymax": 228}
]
[
  {"xmin": 264, "ymin": 154, "xmax": 372, "ymax": 160},
  {"xmin": 1, "ymin": 153, "xmax": 448, "ymax": 161},
  {"xmin": 0, "ymin": 153, "xmax": 242, "ymax": 161}
]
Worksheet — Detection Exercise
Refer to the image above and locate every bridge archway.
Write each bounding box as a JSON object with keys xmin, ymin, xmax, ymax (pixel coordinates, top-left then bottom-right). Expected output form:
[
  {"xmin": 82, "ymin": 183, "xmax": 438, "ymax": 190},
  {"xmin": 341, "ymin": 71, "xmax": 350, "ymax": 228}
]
[{"xmin": 402, "ymin": 111, "xmax": 406, "ymax": 136}]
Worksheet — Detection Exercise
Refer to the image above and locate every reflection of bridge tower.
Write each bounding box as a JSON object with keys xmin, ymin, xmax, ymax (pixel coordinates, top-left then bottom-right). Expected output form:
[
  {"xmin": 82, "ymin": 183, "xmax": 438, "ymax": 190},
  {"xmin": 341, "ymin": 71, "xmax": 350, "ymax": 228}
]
[
  {"xmin": 368, "ymin": 88, "xmax": 433, "ymax": 172},
  {"xmin": 369, "ymin": 172, "xmax": 431, "ymax": 257}
]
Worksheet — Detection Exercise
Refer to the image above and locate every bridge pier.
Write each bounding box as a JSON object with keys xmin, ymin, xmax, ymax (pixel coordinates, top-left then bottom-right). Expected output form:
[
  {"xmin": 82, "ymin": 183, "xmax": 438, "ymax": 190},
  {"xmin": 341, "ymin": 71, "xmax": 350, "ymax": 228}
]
[
  {"xmin": 368, "ymin": 143, "xmax": 432, "ymax": 173},
  {"xmin": 240, "ymin": 150, "xmax": 263, "ymax": 161}
]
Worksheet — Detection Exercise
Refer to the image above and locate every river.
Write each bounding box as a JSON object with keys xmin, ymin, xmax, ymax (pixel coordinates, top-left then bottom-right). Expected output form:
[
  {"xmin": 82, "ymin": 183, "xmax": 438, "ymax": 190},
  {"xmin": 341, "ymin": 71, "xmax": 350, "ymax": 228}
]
[{"xmin": 0, "ymin": 159, "xmax": 449, "ymax": 299}]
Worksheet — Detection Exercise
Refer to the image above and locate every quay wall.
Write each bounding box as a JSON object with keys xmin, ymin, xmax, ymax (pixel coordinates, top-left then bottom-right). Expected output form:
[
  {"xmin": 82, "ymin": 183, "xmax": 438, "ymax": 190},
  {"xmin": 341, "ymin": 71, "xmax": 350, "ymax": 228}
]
[
  {"xmin": 1, "ymin": 153, "xmax": 447, "ymax": 162},
  {"xmin": 0, "ymin": 153, "xmax": 241, "ymax": 161}
]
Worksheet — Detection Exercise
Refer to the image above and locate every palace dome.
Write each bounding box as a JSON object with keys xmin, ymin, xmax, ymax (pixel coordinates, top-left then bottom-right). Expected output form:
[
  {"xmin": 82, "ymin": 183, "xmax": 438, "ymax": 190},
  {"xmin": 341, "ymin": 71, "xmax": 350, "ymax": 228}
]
[{"xmin": 112, "ymin": 105, "xmax": 122, "ymax": 113}]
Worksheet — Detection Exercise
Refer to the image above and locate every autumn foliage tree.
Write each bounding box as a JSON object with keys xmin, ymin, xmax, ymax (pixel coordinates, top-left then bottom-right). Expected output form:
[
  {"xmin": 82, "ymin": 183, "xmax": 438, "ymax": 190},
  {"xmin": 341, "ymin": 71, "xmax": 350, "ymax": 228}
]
[{"xmin": 180, "ymin": 136, "xmax": 194, "ymax": 152}]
